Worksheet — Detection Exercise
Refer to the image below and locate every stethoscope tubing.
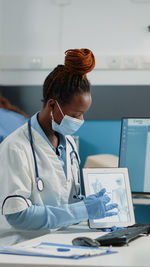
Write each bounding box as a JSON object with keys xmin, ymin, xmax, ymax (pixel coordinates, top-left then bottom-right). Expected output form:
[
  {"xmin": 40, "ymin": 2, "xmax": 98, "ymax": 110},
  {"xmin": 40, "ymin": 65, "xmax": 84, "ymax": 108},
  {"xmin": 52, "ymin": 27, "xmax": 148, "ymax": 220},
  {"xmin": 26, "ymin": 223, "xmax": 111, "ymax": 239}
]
[
  {"xmin": 28, "ymin": 118, "xmax": 83, "ymax": 198},
  {"xmin": 66, "ymin": 138, "xmax": 84, "ymax": 200},
  {"xmin": 28, "ymin": 119, "xmax": 39, "ymax": 178},
  {"xmin": 28, "ymin": 119, "xmax": 44, "ymax": 192}
]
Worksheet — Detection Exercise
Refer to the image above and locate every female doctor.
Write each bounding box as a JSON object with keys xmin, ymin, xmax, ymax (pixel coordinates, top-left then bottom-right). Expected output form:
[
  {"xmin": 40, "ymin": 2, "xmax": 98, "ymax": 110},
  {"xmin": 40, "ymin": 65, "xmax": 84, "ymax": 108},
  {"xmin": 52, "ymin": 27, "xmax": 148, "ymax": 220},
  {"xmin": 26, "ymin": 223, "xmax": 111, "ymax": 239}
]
[{"xmin": 0, "ymin": 48, "xmax": 117, "ymax": 246}]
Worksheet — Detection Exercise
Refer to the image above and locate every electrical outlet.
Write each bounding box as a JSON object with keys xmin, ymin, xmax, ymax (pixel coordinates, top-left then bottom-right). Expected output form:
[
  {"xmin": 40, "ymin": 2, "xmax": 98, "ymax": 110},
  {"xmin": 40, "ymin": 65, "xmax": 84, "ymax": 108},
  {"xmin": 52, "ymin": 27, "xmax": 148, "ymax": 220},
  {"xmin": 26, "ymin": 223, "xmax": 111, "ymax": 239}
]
[
  {"xmin": 122, "ymin": 56, "xmax": 137, "ymax": 69},
  {"xmin": 106, "ymin": 56, "xmax": 122, "ymax": 69},
  {"xmin": 138, "ymin": 56, "xmax": 150, "ymax": 69},
  {"xmin": 29, "ymin": 57, "xmax": 42, "ymax": 69}
]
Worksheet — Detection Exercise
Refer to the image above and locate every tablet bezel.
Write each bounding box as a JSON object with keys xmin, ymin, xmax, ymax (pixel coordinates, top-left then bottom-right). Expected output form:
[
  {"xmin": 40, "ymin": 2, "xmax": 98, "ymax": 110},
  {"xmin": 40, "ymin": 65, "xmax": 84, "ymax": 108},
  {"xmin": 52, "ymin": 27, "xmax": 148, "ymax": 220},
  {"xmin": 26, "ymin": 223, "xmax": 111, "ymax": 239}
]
[{"xmin": 82, "ymin": 167, "xmax": 135, "ymax": 228}]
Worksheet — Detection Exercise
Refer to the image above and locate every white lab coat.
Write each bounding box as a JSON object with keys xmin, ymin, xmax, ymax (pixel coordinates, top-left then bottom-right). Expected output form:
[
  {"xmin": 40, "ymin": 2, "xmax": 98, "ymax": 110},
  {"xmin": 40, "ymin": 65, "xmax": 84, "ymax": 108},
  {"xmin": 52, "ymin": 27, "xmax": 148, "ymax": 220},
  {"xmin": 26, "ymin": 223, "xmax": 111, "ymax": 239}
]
[{"xmin": 0, "ymin": 123, "xmax": 80, "ymax": 246}]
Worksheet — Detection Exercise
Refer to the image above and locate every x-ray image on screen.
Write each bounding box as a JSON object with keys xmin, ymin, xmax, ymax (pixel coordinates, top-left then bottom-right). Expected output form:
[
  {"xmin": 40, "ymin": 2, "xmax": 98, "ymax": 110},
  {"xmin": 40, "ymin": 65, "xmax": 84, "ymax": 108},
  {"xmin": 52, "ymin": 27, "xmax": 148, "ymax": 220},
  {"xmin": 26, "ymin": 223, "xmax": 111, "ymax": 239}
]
[{"xmin": 87, "ymin": 173, "xmax": 130, "ymax": 223}]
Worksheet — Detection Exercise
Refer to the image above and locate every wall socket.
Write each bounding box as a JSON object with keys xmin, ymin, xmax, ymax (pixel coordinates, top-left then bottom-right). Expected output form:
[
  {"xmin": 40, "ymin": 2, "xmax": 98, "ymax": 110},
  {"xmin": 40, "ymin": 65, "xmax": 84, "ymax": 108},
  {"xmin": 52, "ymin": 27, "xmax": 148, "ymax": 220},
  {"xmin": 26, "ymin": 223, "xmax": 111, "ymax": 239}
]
[{"xmin": 29, "ymin": 57, "xmax": 42, "ymax": 69}]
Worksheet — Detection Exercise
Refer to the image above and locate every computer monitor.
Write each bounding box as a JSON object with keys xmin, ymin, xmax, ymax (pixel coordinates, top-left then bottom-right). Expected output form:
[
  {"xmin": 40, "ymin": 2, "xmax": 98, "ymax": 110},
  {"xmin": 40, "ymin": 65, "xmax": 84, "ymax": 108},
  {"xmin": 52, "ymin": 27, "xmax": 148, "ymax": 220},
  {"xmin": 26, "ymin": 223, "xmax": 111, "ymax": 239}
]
[{"xmin": 119, "ymin": 118, "xmax": 150, "ymax": 194}]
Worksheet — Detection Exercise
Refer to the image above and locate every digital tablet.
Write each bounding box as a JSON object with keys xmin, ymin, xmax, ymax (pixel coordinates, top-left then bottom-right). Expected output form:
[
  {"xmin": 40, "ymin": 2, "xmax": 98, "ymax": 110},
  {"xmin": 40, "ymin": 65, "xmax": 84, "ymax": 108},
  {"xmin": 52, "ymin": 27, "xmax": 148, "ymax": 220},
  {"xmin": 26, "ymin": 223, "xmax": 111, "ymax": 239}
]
[{"xmin": 82, "ymin": 168, "xmax": 135, "ymax": 228}]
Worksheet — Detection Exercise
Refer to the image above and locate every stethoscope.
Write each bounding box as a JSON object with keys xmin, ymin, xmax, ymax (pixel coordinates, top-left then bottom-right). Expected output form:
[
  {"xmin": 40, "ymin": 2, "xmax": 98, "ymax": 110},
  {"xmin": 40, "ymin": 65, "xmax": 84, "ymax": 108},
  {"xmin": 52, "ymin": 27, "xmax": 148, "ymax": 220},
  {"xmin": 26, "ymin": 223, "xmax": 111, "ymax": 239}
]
[
  {"xmin": 66, "ymin": 138, "xmax": 84, "ymax": 200},
  {"xmin": 28, "ymin": 119, "xmax": 84, "ymax": 200},
  {"xmin": 28, "ymin": 119, "xmax": 44, "ymax": 192}
]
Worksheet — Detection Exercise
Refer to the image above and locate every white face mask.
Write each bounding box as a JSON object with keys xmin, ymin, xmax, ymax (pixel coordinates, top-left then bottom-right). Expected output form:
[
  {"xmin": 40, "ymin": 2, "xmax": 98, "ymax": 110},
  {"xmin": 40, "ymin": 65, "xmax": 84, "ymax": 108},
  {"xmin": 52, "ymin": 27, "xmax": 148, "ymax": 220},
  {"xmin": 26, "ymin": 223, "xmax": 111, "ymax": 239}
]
[{"xmin": 51, "ymin": 101, "xmax": 84, "ymax": 135}]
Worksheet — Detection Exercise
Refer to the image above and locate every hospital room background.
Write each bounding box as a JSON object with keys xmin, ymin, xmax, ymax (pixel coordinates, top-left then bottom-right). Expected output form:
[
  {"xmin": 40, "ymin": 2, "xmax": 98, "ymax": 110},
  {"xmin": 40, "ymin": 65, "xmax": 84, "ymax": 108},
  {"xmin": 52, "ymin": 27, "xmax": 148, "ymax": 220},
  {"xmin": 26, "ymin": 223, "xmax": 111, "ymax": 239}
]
[{"xmin": 1, "ymin": 0, "xmax": 150, "ymax": 223}]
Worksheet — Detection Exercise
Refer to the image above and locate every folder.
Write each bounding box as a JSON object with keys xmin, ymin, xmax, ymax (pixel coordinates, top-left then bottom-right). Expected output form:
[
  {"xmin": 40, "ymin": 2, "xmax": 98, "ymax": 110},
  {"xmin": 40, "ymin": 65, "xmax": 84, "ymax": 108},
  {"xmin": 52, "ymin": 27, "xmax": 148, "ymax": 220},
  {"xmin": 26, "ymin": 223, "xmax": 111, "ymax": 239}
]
[{"xmin": 0, "ymin": 242, "xmax": 117, "ymax": 259}]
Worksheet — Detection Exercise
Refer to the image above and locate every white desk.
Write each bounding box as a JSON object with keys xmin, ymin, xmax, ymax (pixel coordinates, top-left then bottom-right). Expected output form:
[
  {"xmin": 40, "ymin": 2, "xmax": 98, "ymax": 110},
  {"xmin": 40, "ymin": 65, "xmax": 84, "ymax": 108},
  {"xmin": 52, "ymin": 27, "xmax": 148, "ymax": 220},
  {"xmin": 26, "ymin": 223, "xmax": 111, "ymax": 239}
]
[{"xmin": 0, "ymin": 222, "xmax": 150, "ymax": 267}]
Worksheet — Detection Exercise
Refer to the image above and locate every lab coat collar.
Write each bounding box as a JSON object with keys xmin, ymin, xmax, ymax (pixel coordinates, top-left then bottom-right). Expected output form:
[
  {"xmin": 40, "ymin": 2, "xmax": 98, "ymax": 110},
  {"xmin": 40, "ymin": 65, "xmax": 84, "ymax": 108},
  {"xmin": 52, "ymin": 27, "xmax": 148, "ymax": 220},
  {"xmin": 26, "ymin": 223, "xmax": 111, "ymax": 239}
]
[{"xmin": 30, "ymin": 112, "xmax": 66, "ymax": 151}]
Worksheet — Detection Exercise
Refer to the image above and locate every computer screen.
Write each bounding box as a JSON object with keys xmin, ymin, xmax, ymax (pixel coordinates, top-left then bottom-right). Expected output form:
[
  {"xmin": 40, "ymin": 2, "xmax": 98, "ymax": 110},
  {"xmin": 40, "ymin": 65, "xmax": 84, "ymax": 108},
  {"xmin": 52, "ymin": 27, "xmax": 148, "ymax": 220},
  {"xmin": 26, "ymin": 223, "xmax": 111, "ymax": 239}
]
[{"xmin": 119, "ymin": 118, "xmax": 150, "ymax": 193}]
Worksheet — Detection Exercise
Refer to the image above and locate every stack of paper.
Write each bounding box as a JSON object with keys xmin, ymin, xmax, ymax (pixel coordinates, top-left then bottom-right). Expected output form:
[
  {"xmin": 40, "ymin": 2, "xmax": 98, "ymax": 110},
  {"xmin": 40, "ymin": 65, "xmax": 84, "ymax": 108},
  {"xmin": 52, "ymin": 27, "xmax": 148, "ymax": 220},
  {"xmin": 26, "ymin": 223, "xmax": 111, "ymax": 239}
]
[{"xmin": 0, "ymin": 242, "xmax": 117, "ymax": 259}]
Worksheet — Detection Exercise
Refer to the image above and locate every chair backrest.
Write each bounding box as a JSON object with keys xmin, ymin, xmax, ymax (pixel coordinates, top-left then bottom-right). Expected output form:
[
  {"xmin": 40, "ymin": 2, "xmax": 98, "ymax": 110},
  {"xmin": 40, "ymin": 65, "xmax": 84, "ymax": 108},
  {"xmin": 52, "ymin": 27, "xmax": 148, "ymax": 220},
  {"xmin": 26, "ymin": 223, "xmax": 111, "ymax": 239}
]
[{"xmin": 84, "ymin": 154, "xmax": 119, "ymax": 168}]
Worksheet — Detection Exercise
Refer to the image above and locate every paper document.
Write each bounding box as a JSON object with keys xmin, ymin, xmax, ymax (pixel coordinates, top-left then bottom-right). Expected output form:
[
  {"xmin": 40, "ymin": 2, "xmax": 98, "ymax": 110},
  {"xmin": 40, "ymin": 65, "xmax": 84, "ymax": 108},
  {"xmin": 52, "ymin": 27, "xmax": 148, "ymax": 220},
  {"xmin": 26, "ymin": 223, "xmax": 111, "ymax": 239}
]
[{"xmin": 0, "ymin": 242, "xmax": 117, "ymax": 259}]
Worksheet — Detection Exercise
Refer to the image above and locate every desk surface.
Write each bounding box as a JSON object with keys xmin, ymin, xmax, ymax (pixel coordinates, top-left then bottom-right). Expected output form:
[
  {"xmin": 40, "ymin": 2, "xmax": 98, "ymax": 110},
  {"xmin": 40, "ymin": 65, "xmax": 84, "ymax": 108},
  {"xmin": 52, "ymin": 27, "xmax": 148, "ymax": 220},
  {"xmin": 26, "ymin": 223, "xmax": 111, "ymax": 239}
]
[{"xmin": 0, "ymin": 222, "xmax": 149, "ymax": 267}]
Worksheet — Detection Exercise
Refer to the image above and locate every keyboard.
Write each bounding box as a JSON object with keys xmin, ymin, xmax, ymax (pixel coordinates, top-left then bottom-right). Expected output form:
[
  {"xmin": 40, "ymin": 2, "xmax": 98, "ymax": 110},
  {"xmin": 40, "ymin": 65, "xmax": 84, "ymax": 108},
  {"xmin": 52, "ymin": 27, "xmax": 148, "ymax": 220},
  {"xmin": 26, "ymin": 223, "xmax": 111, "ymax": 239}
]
[
  {"xmin": 95, "ymin": 223, "xmax": 150, "ymax": 246},
  {"xmin": 72, "ymin": 224, "xmax": 150, "ymax": 247}
]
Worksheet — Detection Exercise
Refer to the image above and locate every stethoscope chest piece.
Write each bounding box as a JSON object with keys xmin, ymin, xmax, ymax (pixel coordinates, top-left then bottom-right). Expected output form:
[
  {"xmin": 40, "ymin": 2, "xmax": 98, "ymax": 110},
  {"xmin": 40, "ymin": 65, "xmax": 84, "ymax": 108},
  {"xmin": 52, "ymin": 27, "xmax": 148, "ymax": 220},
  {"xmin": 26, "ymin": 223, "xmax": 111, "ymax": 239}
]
[
  {"xmin": 73, "ymin": 194, "xmax": 85, "ymax": 201},
  {"xmin": 37, "ymin": 177, "xmax": 44, "ymax": 192}
]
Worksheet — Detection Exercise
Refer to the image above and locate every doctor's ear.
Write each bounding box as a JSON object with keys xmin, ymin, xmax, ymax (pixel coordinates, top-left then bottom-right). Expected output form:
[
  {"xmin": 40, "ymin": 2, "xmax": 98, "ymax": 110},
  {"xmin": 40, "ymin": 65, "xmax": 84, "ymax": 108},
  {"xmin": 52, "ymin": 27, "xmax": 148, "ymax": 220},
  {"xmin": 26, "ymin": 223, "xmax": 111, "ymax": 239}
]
[{"xmin": 47, "ymin": 99, "xmax": 56, "ymax": 111}]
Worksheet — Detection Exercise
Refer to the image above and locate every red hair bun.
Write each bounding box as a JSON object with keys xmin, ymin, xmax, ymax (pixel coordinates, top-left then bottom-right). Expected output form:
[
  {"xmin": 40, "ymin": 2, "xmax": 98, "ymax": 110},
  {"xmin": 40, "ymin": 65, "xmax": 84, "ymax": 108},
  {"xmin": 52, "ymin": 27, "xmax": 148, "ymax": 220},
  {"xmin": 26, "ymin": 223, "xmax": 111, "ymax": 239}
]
[{"xmin": 64, "ymin": 48, "xmax": 95, "ymax": 76}]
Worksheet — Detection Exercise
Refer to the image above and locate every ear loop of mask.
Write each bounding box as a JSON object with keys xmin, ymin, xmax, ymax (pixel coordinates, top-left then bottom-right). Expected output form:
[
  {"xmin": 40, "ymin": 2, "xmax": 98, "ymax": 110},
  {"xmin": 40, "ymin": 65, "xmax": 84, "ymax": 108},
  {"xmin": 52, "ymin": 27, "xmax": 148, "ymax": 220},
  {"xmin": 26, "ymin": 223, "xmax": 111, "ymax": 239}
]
[
  {"xmin": 51, "ymin": 100, "xmax": 64, "ymax": 122},
  {"xmin": 51, "ymin": 111, "xmax": 53, "ymax": 120},
  {"xmin": 55, "ymin": 100, "xmax": 65, "ymax": 118}
]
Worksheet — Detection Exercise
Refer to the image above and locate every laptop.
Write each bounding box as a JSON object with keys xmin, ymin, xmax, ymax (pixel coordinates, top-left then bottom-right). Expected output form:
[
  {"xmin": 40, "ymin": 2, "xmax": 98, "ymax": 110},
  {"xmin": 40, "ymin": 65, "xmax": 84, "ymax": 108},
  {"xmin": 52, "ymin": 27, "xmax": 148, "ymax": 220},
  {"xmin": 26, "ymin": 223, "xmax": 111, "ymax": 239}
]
[{"xmin": 82, "ymin": 168, "xmax": 135, "ymax": 229}]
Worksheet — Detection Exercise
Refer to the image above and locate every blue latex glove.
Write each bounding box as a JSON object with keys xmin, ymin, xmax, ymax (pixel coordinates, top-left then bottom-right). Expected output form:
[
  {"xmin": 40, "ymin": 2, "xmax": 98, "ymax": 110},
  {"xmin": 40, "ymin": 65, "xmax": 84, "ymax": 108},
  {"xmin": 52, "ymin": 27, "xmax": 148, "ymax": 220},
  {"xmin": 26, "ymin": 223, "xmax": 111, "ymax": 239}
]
[
  {"xmin": 102, "ymin": 226, "xmax": 124, "ymax": 232},
  {"xmin": 83, "ymin": 188, "xmax": 118, "ymax": 220}
]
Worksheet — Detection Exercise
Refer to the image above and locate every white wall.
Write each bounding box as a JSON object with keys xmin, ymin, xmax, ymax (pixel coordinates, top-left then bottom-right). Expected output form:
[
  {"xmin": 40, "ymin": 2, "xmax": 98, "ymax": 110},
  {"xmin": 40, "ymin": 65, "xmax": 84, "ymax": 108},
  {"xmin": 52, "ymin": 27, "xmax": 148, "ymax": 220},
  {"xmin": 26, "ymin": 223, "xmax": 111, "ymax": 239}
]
[{"xmin": 0, "ymin": 0, "xmax": 150, "ymax": 85}]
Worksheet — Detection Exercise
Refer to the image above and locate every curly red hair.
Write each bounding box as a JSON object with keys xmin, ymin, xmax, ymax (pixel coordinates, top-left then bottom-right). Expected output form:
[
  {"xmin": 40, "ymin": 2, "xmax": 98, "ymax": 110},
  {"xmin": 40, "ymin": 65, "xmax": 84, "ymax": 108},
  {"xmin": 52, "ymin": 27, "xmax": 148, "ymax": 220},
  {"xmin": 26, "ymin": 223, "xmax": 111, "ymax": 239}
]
[
  {"xmin": 42, "ymin": 48, "xmax": 95, "ymax": 105},
  {"xmin": 64, "ymin": 48, "xmax": 95, "ymax": 76}
]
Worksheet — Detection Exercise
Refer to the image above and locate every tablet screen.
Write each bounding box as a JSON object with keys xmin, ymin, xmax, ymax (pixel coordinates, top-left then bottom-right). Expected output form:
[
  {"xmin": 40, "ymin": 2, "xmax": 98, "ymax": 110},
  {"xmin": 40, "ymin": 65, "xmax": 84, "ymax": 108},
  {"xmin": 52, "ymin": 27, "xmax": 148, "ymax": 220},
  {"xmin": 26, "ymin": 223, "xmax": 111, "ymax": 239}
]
[{"xmin": 82, "ymin": 168, "xmax": 135, "ymax": 228}]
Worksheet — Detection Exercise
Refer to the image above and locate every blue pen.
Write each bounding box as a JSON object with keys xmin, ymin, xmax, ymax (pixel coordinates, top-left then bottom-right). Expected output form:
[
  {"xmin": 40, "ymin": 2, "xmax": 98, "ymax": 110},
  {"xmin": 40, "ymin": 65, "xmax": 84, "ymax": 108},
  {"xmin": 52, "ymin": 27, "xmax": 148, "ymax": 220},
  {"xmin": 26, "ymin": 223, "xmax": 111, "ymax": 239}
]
[{"xmin": 57, "ymin": 248, "xmax": 70, "ymax": 252}]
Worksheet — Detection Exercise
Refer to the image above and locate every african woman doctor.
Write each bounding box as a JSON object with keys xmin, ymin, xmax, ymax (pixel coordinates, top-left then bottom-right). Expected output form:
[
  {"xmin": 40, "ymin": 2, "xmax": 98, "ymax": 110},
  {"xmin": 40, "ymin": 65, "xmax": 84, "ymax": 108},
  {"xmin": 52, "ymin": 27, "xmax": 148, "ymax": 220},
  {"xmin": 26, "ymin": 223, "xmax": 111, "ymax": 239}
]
[{"xmin": 0, "ymin": 48, "xmax": 117, "ymax": 246}]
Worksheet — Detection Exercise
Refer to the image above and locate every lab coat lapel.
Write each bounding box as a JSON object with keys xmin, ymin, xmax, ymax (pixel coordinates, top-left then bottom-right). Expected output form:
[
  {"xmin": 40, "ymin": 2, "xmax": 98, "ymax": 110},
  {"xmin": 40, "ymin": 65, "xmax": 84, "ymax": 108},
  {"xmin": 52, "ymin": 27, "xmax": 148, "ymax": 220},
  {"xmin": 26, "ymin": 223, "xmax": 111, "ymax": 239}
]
[
  {"xmin": 66, "ymin": 136, "xmax": 80, "ymax": 183},
  {"xmin": 24, "ymin": 125, "xmax": 69, "ymax": 204}
]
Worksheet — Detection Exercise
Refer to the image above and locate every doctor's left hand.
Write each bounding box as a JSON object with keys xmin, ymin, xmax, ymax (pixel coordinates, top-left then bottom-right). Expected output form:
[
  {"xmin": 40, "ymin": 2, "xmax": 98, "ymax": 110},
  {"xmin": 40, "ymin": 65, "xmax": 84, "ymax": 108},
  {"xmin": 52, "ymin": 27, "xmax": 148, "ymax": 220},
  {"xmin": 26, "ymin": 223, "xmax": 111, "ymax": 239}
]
[{"xmin": 83, "ymin": 188, "xmax": 118, "ymax": 220}]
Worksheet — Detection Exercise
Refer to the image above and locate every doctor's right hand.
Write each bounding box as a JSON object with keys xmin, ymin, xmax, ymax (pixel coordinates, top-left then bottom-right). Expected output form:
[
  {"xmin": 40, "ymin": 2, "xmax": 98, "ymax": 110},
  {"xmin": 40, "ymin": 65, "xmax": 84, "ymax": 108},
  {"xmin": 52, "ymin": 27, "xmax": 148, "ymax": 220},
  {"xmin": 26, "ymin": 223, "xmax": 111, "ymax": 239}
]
[{"xmin": 83, "ymin": 188, "xmax": 118, "ymax": 220}]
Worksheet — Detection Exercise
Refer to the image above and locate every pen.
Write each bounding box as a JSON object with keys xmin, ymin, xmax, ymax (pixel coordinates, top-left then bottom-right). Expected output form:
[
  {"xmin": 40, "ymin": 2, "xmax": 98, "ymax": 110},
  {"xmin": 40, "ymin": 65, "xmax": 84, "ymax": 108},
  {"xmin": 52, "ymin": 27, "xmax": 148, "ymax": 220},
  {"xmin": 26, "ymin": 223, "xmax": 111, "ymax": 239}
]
[{"xmin": 57, "ymin": 248, "xmax": 70, "ymax": 252}]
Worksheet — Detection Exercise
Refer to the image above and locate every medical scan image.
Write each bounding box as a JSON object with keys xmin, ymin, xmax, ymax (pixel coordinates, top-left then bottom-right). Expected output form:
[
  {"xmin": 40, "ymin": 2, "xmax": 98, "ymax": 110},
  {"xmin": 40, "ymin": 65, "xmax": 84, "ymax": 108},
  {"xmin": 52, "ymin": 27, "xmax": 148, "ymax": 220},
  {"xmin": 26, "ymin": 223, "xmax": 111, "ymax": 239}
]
[{"xmin": 87, "ymin": 173, "xmax": 130, "ymax": 223}]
